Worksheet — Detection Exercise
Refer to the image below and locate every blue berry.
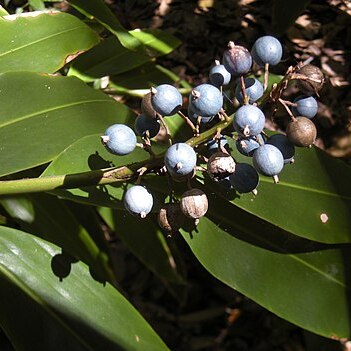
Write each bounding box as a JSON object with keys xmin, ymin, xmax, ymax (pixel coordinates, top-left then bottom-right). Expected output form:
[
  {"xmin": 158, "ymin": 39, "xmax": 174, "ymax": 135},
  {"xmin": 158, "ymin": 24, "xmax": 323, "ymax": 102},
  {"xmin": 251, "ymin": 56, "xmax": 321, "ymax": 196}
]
[
  {"xmin": 266, "ymin": 134, "xmax": 295, "ymax": 164},
  {"xmin": 188, "ymin": 103, "xmax": 214, "ymax": 124},
  {"xmin": 209, "ymin": 61, "xmax": 231, "ymax": 87},
  {"xmin": 236, "ymin": 134, "xmax": 265, "ymax": 157},
  {"xmin": 253, "ymin": 144, "xmax": 284, "ymax": 179},
  {"xmin": 164, "ymin": 143, "xmax": 197, "ymax": 178},
  {"xmin": 190, "ymin": 84, "xmax": 223, "ymax": 117},
  {"xmin": 101, "ymin": 124, "xmax": 137, "ymax": 156},
  {"xmin": 151, "ymin": 84, "xmax": 182, "ymax": 116},
  {"xmin": 229, "ymin": 163, "xmax": 259, "ymax": 193},
  {"xmin": 233, "ymin": 105, "xmax": 265, "ymax": 137},
  {"xmin": 251, "ymin": 36, "xmax": 282, "ymax": 66},
  {"xmin": 223, "ymin": 41, "xmax": 252, "ymax": 76},
  {"xmin": 292, "ymin": 95, "xmax": 318, "ymax": 119},
  {"xmin": 235, "ymin": 77, "xmax": 264, "ymax": 104},
  {"xmin": 134, "ymin": 114, "xmax": 160, "ymax": 138},
  {"xmin": 124, "ymin": 185, "xmax": 153, "ymax": 218},
  {"xmin": 207, "ymin": 136, "xmax": 228, "ymax": 153}
]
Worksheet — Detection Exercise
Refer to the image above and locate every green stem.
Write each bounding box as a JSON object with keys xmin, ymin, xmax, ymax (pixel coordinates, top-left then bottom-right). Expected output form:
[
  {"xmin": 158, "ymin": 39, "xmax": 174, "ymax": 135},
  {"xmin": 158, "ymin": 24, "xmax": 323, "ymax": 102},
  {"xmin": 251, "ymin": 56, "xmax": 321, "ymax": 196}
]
[{"xmin": 0, "ymin": 118, "xmax": 233, "ymax": 196}]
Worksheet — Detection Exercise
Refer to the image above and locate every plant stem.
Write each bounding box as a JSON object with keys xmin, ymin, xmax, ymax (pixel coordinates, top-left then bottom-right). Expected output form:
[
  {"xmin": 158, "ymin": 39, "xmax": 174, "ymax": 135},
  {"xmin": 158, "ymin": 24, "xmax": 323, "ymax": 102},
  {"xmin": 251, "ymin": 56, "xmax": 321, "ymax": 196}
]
[{"xmin": 0, "ymin": 118, "xmax": 233, "ymax": 196}]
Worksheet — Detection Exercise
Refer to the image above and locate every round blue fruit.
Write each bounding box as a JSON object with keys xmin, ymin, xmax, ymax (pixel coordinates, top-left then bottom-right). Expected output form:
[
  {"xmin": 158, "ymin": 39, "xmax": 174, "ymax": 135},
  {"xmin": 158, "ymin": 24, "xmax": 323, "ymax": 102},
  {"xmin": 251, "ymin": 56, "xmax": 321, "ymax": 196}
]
[
  {"xmin": 207, "ymin": 136, "xmax": 228, "ymax": 152},
  {"xmin": 124, "ymin": 185, "xmax": 153, "ymax": 218},
  {"xmin": 235, "ymin": 77, "xmax": 264, "ymax": 104},
  {"xmin": 233, "ymin": 105, "xmax": 265, "ymax": 137},
  {"xmin": 236, "ymin": 134, "xmax": 265, "ymax": 157},
  {"xmin": 253, "ymin": 144, "xmax": 284, "ymax": 176},
  {"xmin": 151, "ymin": 84, "xmax": 182, "ymax": 116},
  {"xmin": 164, "ymin": 143, "xmax": 197, "ymax": 177},
  {"xmin": 209, "ymin": 62, "xmax": 231, "ymax": 87},
  {"xmin": 266, "ymin": 133, "xmax": 295, "ymax": 164},
  {"xmin": 292, "ymin": 95, "xmax": 318, "ymax": 119},
  {"xmin": 190, "ymin": 84, "xmax": 223, "ymax": 117},
  {"xmin": 229, "ymin": 163, "xmax": 259, "ymax": 193},
  {"xmin": 223, "ymin": 41, "xmax": 252, "ymax": 76},
  {"xmin": 188, "ymin": 103, "xmax": 214, "ymax": 124},
  {"xmin": 251, "ymin": 35, "xmax": 282, "ymax": 66},
  {"xmin": 134, "ymin": 114, "xmax": 160, "ymax": 138},
  {"xmin": 102, "ymin": 124, "xmax": 137, "ymax": 156}
]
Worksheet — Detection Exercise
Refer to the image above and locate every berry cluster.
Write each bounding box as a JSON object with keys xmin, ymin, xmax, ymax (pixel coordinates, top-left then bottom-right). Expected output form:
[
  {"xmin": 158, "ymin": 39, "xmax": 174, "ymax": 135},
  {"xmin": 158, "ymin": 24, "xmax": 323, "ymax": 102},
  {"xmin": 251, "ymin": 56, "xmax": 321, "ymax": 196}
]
[{"xmin": 100, "ymin": 35, "xmax": 324, "ymax": 233}]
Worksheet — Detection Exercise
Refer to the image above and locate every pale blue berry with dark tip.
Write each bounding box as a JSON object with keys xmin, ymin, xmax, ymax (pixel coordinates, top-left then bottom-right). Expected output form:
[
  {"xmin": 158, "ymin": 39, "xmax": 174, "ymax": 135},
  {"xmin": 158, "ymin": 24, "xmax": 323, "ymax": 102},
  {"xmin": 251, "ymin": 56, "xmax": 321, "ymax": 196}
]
[
  {"xmin": 209, "ymin": 61, "xmax": 231, "ymax": 87},
  {"xmin": 292, "ymin": 95, "xmax": 318, "ymax": 119},
  {"xmin": 253, "ymin": 144, "xmax": 284, "ymax": 179},
  {"xmin": 134, "ymin": 114, "xmax": 160, "ymax": 138},
  {"xmin": 236, "ymin": 134, "xmax": 265, "ymax": 157},
  {"xmin": 266, "ymin": 133, "xmax": 295, "ymax": 164},
  {"xmin": 251, "ymin": 35, "xmax": 282, "ymax": 66},
  {"xmin": 235, "ymin": 77, "xmax": 264, "ymax": 104},
  {"xmin": 164, "ymin": 143, "xmax": 197, "ymax": 177},
  {"xmin": 124, "ymin": 185, "xmax": 153, "ymax": 218},
  {"xmin": 223, "ymin": 41, "xmax": 252, "ymax": 76},
  {"xmin": 101, "ymin": 124, "xmax": 137, "ymax": 156},
  {"xmin": 229, "ymin": 163, "xmax": 259, "ymax": 193},
  {"xmin": 151, "ymin": 84, "xmax": 182, "ymax": 116},
  {"xmin": 190, "ymin": 84, "xmax": 223, "ymax": 117},
  {"xmin": 207, "ymin": 136, "xmax": 228, "ymax": 152},
  {"xmin": 233, "ymin": 105, "xmax": 265, "ymax": 137}
]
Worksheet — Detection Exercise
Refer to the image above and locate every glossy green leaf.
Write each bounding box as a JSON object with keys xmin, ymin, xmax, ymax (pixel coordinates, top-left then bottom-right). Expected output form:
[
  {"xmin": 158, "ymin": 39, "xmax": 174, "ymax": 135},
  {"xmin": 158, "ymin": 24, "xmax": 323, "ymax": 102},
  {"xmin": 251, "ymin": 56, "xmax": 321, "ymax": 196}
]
[
  {"xmin": 181, "ymin": 214, "xmax": 351, "ymax": 339},
  {"xmin": 272, "ymin": 0, "xmax": 311, "ymax": 35},
  {"xmin": 0, "ymin": 193, "xmax": 114, "ymax": 282},
  {"xmin": 99, "ymin": 207, "xmax": 184, "ymax": 284},
  {"xmin": 129, "ymin": 28, "xmax": 181, "ymax": 57},
  {"xmin": 222, "ymin": 139, "xmax": 351, "ymax": 244},
  {"xmin": 41, "ymin": 134, "xmax": 166, "ymax": 207},
  {"xmin": 68, "ymin": 29, "xmax": 181, "ymax": 82},
  {"xmin": 0, "ymin": 11, "xmax": 100, "ymax": 73},
  {"xmin": 0, "ymin": 71, "xmax": 134, "ymax": 177},
  {"xmin": 0, "ymin": 226, "xmax": 169, "ymax": 350},
  {"xmin": 67, "ymin": 0, "xmax": 143, "ymax": 52}
]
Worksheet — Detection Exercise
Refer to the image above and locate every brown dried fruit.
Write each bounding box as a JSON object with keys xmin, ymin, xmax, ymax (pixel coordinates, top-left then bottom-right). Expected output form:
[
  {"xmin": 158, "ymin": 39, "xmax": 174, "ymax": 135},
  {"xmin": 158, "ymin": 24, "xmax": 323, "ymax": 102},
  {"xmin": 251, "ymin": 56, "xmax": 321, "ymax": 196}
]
[
  {"xmin": 296, "ymin": 64, "xmax": 325, "ymax": 95},
  {"xmin": 286, "ymin": 116, "xmax": 317, "ymax": 147},
  {"xmin": 141, "ymin": 92, "xmax": 157, "ymax": 119},
  {"xmin": 180, "ymin": 189, "xmax": 208, "ymax": 219},
  {"xmin": 207, "ymin": 151, "xmax": 236, "ymax": 180},
  {"xmin": 157, "ymin": 203, "xmax": 185, "ymax": 234}
]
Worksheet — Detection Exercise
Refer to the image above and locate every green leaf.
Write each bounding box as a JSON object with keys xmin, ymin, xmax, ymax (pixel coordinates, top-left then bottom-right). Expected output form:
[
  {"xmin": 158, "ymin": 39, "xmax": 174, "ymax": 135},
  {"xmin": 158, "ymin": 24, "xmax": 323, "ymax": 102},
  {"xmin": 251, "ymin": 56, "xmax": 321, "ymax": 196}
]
[
  {"xmin": 0, "ymin": 71, "xmax": 134, "ymax": 177},
  {"xmin": 0, "ymin": 226, "xmax": 169, "ymax": 350},
  {"xmin": 69, "ymin": 29, "xmax": 181, "ymax": 82},
  {"xmin": 224, "ymin": 139, "xmax": 351, "ymax": 244},
  {"xmin": 41, "ymin": 134, "xmax": 166, "ymax": 207},
  {"xmin": 130, "ymin": 28, "xmax": 181, "ymax": 57},
  {"xmin": 181, "ymin": 215, "xmax": 351, "ymax": 339},
  {"xmin": 0, "ymin": 11, "xmax": 100, "ymax": 73},
  {"xmin": 272, "ymin": 0, "xmax": 311, "ymax": 35},
  {"xmin": 67, "ymin": 0, "xmax": 143, "ymax": 52},
  {"xmin": 68, "ymin": 36, "xmax": 149, "ymax": 82},
  {"xmin": 0, "ymin": 193, "xmax": 114, "ymax": 282},
  {"xmin": 98, "ymin": 207, "xmax": 185, "ymax": 284}
]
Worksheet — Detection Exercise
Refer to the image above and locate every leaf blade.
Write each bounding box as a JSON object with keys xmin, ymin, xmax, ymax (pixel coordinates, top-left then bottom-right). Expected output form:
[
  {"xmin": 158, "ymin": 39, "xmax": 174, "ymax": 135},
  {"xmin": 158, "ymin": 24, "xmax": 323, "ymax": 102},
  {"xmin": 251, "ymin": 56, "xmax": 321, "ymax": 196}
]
[
  {"xmin": 0, "ymin": 226, "xmax": 169, "ymax": 350},
  {"xmin": 0, "ymin": 11, "xmax": 100, "ymax": 73}
]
